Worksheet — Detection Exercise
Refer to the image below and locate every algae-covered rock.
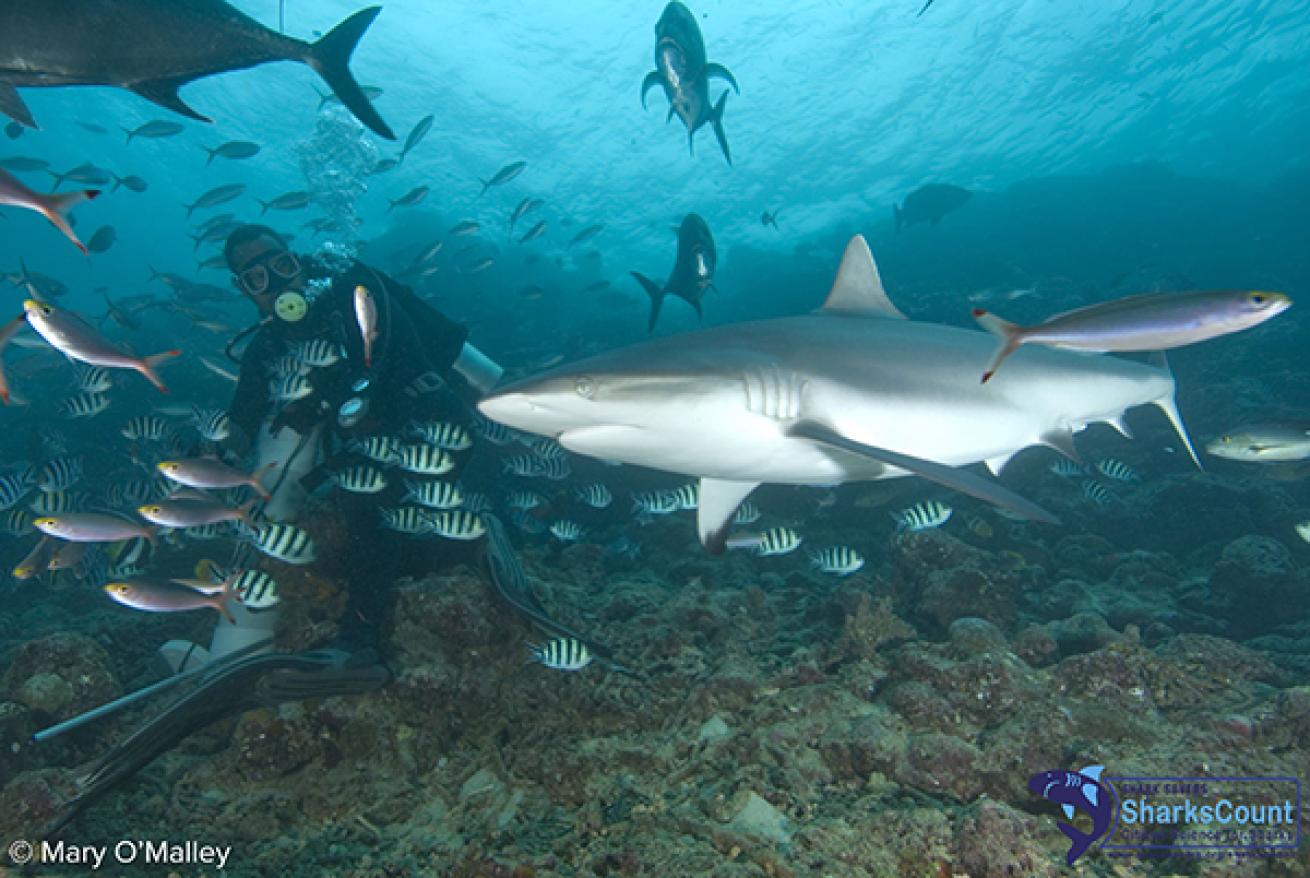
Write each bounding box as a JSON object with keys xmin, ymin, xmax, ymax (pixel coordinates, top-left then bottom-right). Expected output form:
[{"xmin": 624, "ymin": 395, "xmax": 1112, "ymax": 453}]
[
  {"xmin": 726, "ymin": 790, "xmax": 791, "ymax": 844},
  {"xmin": 0, "ymin": 632, "xmax": 119, "ymax": 722},
  {"xmin": 16, "ymin": 672, "xmax": 74, "ymax": 715},
  {"xmin": 1207, "ymin": 535, "xmax": 1306, "ymax": 636}
]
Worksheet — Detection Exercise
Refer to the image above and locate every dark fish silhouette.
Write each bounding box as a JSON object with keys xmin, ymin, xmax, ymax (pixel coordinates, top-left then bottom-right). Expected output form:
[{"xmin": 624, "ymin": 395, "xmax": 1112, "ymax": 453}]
[
  {"xmin": 630, "ymin": 213, "xmax": 716, "ymax": 331},
  {"xmin": 478, "ymin": 161, "xmax": 526, "ymax": 197},
  {"xmin": 760, "ymin": 209, "xmax": 780, "ymax": 229},
  {"xmin": 0, "ymin": 0, "xmax": 394, "ymax": 139},
  {"xmin": 641, "ymin": 2, "xmax": 738, "ymax": 165},
  {"xmin": 893, "ymin": 183, "xmax": 972, "ymax": 231},
  {"xmin": 917, "ymin": 0, "xmax": 935, "ymax": 16}
]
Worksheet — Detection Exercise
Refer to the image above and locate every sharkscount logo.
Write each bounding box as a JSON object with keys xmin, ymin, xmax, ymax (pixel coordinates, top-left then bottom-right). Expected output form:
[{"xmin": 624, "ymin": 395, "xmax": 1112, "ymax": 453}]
[
  {"xmin": 1028, "ymin": 767, "xmax": 1302, "ymax": 865},
  {"xmin": 1028, "ymin": 765, "xmax": 1115, "ymax": 865}
]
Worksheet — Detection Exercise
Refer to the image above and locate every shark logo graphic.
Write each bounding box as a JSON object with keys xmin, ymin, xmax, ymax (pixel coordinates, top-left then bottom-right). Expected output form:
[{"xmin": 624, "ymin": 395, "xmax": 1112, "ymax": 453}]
[{"xmin": 1028, "ymin": 765, "xmax": 1116, "ymax": 865}]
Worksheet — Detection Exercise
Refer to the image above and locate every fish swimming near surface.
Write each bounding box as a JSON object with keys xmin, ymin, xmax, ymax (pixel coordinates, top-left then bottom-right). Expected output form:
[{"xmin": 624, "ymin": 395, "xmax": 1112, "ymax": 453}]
[
  {"xmin": 0, "ymin": 0, "xmax": 395, "ymax": 139},
  {"xmin": 481, "ymin": 235, "xmax": 1202, "ymax": 553},
  {"xmin": 478, "ymin": 161, "xmax": 526, "ymax": 197},
  {"xmin": 761, "ymin": 209, "xmax": 780, "ymax": 229},
  {"xmin": 1027, "ymin": 766, "xmax": 1114, "ymax": 865},
  {"xmin": 399, "ymin": 113, "xmax": 434, "ymax": 160},
  {"xmin": 641, "ymin": 1, "xmax": 738, "ymax": 164},
  {"xmin": 1206, "ymin": 422, "xmax": 1310, "ymax": 462},
  {"xmin": 202, "ymin": 140, "xmax": 260, "ymax": 164},
  {"xmin": 388, "ymin": 185, "xmax": 429, "ymax": 211},
  {"xmin": 974, "ymin": 289, "xmax": 1290, "ymax": 383},
  {"xmin": 630, "ymin": 213, "xmax": 716, "ymax": 331},
  {"xmin": 122, "ymin": 119, "xmax": 183, "ymax": 143},
  {"xmin": 0, "ymin": 168, "xmax": 100, "ymax": 253},
  {"xmin": 894, "ymin": 183, "xmax": 972, "ymax": 231}
]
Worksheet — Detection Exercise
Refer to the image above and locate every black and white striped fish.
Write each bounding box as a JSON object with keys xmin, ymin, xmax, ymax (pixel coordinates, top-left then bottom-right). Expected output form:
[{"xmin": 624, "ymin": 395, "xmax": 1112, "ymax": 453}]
[
  {"xmin": 507, "ymin": 490, "xmax": 544, "ymax": 510},
  {"xmin": 549, "ymin": 520, "xmax": 583, "ymax": 542},
  {"xmin": 38, "ymin": 457, "xmax": 83, "ymax": 492},
  {"xmin": 268, "ymin": 354, "xmax": 310, "ymax": 378},
  {"xmin": 892, "ymin": 500, "xmax": 952, "ymax": 532},
  {"xmin": 121, "ymin": 415, "xmax": 169, "ymax": 442},
  {"xmin": 380, "ymin": 506, "xmax": 433, "ymax": 535},
  {"xmin": 1094, "ymin": 458, "xmax": 1140, "ymax": 483},
  {"xmin": 394, "ymin": 444, "xmax": 454, "ymax": 476},
  {"xmin": 528, "ymin": 436, "xmax": 566, "ymax": 459},
  {"xmin": 409, "ymin": 421, "xmax": 472, "ymax": 451},
  {"xmin": 572, "ymin": 483, "xmax": 612, "ymax": 509},
  {"xmin": 332, "ymin": 465, "xmax": 388, "ymax": 494},
  {"xmin": 669, "ymin": 483, "xmax": 698, "ymax": 510},
  {"xmin": 510, "ymin": 509, "xmax": 547, "ymax": 534},
  {"xmin": 727, "ymin": 526, "xmax": 803, "ymax": 556},
  {"xmin": 808, "ymin": 545, "xmax": 865, "ymax": 576},
  {"xmin": 2, "ymin": 509, "xmax": 32, "ymax": 535},
  {"xmin": 1081, "ymin": 480, "xmax": 1115, "ymax": 505},
  {"xmin": 60, "ymin": 392, "xmax": 109, "ymax": 418},
  {"xmin": 1049, "ymin": 459, "xmax": 1086, "ymax": 478},
  {"xmin": 30, "ymin": 490, "xmax": 85, "ymax": 515},
  {"xmin": 461, "ymin": 491, "xmax": 493, "ymax": 513},
  {"xmin": 427, "ymin": 509, "xmax": 485, "ymax": 540},
  {"xmin": 73, "ymin": 364, "xmax": 113, "ymax": 393},
  {"xmin": 402, "ymin": 480, "xmax": 462, "ymax": 509},
  {"xmin": 250, "ymin": 523, "xmax": 317, "ymax": 564},
  {"xmin": 351, "ymin": 435, "xmax": 400, "ymax": 464},
  {"xmin": 632, "ymin": 490, "xmax": 679, "ymax": 515},
  {"xmin": 269, "ymin": 374, "xmax": 313, "ymax": 402},
  {"xmin": 472, "ymin": 414, "xmax": 516, "ymax": 445},
  {"xmin": 105, "ymin": 478, "xmax": 165, "ymax": 507},
  {"xmin": 289, "ymin": 338, "xmax": 344, "ymax": 367},
  {"xmin": 502, "ymin": 454, "xmax": 541, "ymax": 477},
  {"xmin": 223, "ymin": 569, "xmax": 280, "ymax": 609},
  {"xmin": 191, "ymin": 406, "xmax": 232, "ymax": 442},
  {"xmin": 528, "ymin": 637, "xmax": 593, "ymax": 672},
  {"xmin": 733, "ymin": 501, "xmax": 761, "ymax": 525},
  {"xmin": 0, "ymin": 473, "xmax": 30, "ymax": 510}
]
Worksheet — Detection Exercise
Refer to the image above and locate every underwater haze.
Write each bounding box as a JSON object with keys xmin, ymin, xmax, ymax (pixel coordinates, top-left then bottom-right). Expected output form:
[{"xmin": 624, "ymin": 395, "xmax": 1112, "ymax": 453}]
[{"xmin": 2, "ymin": 0, "xmax": 1310, "ymax": 875}]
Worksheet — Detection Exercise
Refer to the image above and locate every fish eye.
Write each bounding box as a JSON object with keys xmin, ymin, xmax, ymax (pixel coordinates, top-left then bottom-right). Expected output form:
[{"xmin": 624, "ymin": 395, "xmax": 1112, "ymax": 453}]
[{"xmin": 574, "ymin": 377, "xmax": 596, "ymax": 399}]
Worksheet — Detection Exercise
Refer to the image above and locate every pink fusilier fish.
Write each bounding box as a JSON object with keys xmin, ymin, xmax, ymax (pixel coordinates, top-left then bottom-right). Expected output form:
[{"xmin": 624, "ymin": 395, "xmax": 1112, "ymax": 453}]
[
  {"xmin": 33, "ymin": 512, "xmax": 157, "ymax": 546},
  {"xmin": 0, "ymin": 167, "xmax": 101, "ymax": 253},
  {"xmin": 103, "ymin": 576, "xmax": 237, "ymax": 625},
  {"xmin": 136, "ymin": 496, "xmax": 256, "ymax": 529},
  {"xmin": 0, "ymin": 313, "xmax": 25, "ymax": 403},
  {"xmin": 20, "ymin": 299, "xmax": 180, "ymax": 395},
  {"xmin": 973, "ymin": 289, "xmax": 1291, "ymax": 383},
  {"xmin": 156, "ymin": 458, "xmax": 277, "ymax": 500},
  {"xmin": 353, "ymin": 284, "xmax": 378, "ymax": 368}
]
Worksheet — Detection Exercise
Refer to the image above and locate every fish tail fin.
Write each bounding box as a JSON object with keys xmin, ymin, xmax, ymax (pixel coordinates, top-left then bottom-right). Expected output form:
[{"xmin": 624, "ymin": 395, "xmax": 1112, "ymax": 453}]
[
  {"xmin": 308, "ymin": 7, "xmax": 396, "ymax": 140},
  {"xmin": 477, "ymin": 179, "xmax": 490, "ymax": 198},
  {"xmin": 236, "ymin": 499, "xmax": 259, "ymax": 529},
  {"xmin": 111, "ymin": 173, "xmax": 125, "ymax": 192},
  {"xmin": 257, "ymin": 199, "xmax": 270, "ymax": 215},
  {"xmin": 893, "ymin": 203, "xmax": 903, "ymax": 232},
  {"xmin": 40, "ymin": 189, "xmax": 100, "ymax": 255},
  {"xmin": 138, "ymin": 349, "xmax": 181, "ymax": 394},
  {"xmin": 252, "ymin": 461, "xmax": 280, "ymax": 501},
  {"xmin": 202, "ymin": 145, "xmax": 216, "ymax": 166},
  {"xmin": 632, "ymin": 271, "xmax": 664, "ymax": 332},
  {"xmin": 216, "ymin": 575, "xmax": 237, "ymax": 624},
  {"xmin": 121, "ymin": 127, "xmax": 134, "ymax": 144},
  {"xmin": 45, "ymin": 169, "xmax": 67, "ymax": 189},
  {"xmin": 1149, "ymin": 352, "xmax": 1202, "ymax": 469},
  {"xmin": 972, "ymin": 308, "xmax": 1023, "ymax": 384},
  {"xmin": 709, "ymin": 90, "xmax": 732, "ymax": 165},
  {"xmin": 1056, "ymin": 821, "xmax": 1095, "ymax": 865}
]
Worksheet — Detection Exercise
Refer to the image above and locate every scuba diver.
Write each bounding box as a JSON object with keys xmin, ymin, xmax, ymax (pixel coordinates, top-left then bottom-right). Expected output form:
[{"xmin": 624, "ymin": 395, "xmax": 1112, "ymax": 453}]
[{"xmin": 41, "ymin": 225, "xmax": 514, "ymax": 833}]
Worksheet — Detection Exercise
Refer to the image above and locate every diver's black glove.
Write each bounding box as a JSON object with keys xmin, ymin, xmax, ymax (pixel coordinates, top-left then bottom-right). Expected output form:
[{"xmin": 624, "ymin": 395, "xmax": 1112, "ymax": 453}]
[{"xmin": 270, "ymin": 397, "xmax": 330, "ymax": 435}]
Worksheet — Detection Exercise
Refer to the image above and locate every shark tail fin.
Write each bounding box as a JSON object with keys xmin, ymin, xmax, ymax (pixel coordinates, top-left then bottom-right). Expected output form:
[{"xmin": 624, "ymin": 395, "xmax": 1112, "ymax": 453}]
[
  {"xmin": 1149, "ymin": 352, "xmax": 1202, "ymax": 469},
  {"xmin": 1057, "ymin": 821, "xmax": 1095, "ymax": 866},
  {"xmin": 709, "ymin": 90, "xmax": 732, "ymax": 166},
  {"xmin": 972, "ymin": 308, "xmax": 1024, "ymax": 384},
  {"xmin": 631, "ymin": 271, "xmax": 665, "ymax": 332},
  {"xmin": 307, "ymin": 7, "xmax": 396, "ymax": 140},
  {"xmin": 40, "ymin": 189, "xmax": 100, "ymax": 255},
  {"xmin": 893, "ymin": 203, "xmax": 904, "ymax": 232}
]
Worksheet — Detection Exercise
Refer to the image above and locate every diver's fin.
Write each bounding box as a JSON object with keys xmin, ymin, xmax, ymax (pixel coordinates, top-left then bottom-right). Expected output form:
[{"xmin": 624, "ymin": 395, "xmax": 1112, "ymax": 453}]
[
  {"xmin": 697, "ymin": 478, "xmax": 759, "ymax": 553},
  {"xmin": 130, "ymin": 77, "xmax": 211, "ymax": 123},
  {"xmin": 788, "ymin": 420, "xmax": 1061, "ymax": 525},
  {"xmin": 821, "ymin": 235, "xmax": 906, "ymax": 318},
  {"xmin": 307, "ymin": 6, "xmax": 396, "ymax": 140},
  {"xmin": 641, "ymin": 71, "xmax": 663, "ymax": 109},
  {"xmin": 709, "ymin": 89, "xmax": 731, "ymax": 165},
  {"xmin": 973, "ymin": 308, "xmax": 1027, "ymax": 384},
  {"xmin": 1148, "ymin": 352, "xmax": 1202, "ymax": 469},
  {"xmin": 704, "ymin": 62, "xmax": 740, "ymax": 94},
  {"xmin": 0, "ymin": 83, "xmax": 36, "ymax": 128},
  {"xmin": 631, "ymin": 271, "xmax": 665, "ymax": 332}
]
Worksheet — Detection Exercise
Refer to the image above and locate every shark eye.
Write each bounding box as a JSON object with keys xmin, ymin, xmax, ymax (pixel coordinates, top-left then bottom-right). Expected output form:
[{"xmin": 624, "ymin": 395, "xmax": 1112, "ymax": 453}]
[{"xmin": 574, "ymin": 377, "xmax": 596, "ymax": 399}]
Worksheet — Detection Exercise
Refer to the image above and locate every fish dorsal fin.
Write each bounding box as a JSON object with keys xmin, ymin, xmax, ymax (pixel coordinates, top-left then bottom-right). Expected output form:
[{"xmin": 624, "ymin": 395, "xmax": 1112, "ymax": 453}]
[{"xmin": 821, "ymin": 236, "xmax": 906, "ymax": 318}]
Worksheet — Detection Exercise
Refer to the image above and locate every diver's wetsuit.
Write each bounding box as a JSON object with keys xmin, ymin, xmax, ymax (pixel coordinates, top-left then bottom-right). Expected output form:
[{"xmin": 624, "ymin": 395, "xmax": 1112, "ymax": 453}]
[{"xmin": 227, "ymin": 260, "xmax": 473, "ymax": 652}]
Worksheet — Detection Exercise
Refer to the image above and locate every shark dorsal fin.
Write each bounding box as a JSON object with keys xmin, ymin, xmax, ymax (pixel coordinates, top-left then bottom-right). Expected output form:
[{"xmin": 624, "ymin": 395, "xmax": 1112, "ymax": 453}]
[{"xmin": 821, "ymin": 236, "xmax": 906, "ymax": 319}]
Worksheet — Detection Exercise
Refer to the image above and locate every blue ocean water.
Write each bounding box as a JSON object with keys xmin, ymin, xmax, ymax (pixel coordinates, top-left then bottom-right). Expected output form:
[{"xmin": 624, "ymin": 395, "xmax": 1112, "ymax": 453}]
[{"xmin": 1, "ymin": 1, "xmax": 1309, "ymax": 874}]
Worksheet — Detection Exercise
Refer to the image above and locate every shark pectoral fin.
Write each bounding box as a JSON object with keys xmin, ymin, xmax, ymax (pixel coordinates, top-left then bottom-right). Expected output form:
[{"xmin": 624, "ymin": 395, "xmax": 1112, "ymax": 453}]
[
  {"xmin": 0, "ymin": 83, "xmax": 36, "ymax": 128},
  {"xmin": 1041, "ymin": 428, "xmax": 1082, "ymax": 464},
  {"xmin": 697, "ymin": 478, "xmax": 759, "ymax": 554},
  {"xmin": 1061, "ymin": 804, "xmax": 1075, "ymax": 821},
  {"xmin": 631, "ymin": 272, "xmax": 665, "ymax": 332},
  {"xmin": 641, "ymin": 71, "xmax": 663, "ymax": 109},
  {"xmin": 130, "ymin": 77, "xmax": 211, "ymax": 123},
  {"xmin": 705, "ymin": 62, "xmax": 740, "ymax": 94},
  {"xmin": 820, "ymin": 236, "xmax": 907, "ymax": 318},
  {"xmin": 787, "ymin": 421, "xmax": 1061, "ymax": 526},
  {"xmin": 709, "ymin": 90, "xmax": 731, "ymax": 165},
  {"xmin": 1148, "ymin": 353, "xmax": 1201, "ymax": 469}
]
